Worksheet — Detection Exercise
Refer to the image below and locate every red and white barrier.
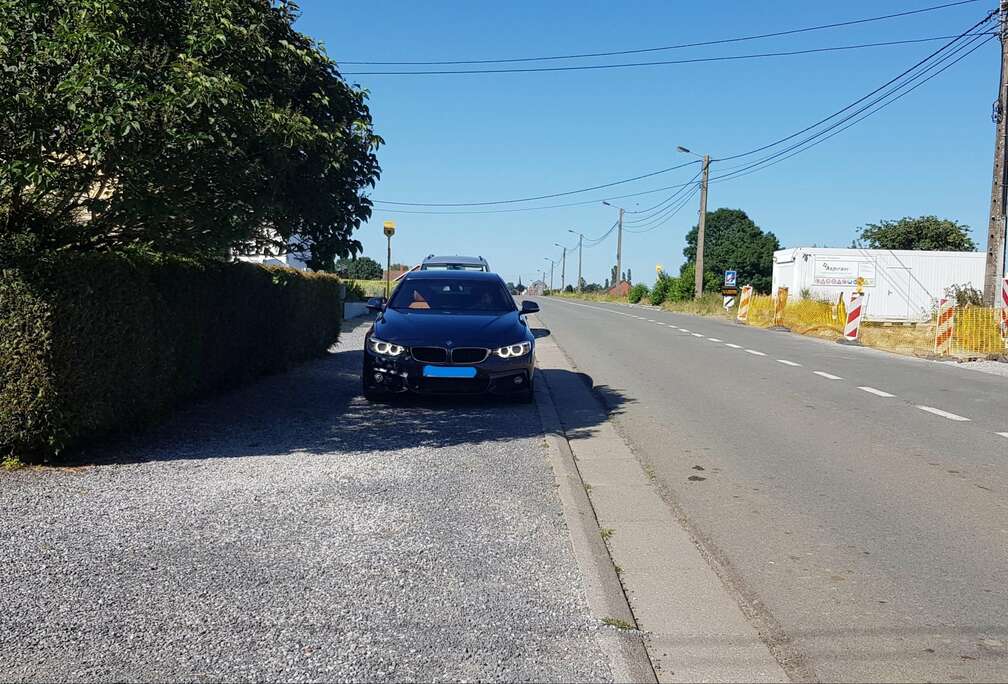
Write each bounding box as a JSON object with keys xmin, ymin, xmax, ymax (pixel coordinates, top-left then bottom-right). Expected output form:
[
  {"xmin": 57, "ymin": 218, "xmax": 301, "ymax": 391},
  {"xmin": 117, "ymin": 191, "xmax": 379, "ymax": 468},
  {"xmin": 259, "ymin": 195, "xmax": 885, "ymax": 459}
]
[
  {"xmin": 1000, "ymin": 277, "xmax": 1008, "ymax": 337},
  {"xmin": 736, "ymin": 285, "xmax": 753, "ymax": 322},
  {"xmin": 843, "ymin": 293, "xmax": 867, "ymax": 341},
  {"xmin": 934, "ymin": 297, "xmax": 956, "ymax": 355}
]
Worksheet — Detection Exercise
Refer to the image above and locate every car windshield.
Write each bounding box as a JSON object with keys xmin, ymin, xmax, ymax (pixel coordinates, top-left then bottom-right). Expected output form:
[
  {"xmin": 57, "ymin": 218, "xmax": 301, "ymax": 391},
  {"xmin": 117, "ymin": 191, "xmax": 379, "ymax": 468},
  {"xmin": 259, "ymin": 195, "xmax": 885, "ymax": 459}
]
[{"xmin": 389, "ymin": 279, "xmax": 514, "ymax": 312}]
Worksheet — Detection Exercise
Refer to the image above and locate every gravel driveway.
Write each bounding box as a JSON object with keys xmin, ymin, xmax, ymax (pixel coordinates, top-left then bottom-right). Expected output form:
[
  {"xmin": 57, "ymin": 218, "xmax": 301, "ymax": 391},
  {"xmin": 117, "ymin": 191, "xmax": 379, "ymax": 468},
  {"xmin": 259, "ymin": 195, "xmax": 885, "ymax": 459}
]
[{"xmin": 1, "ymin": 317, "xmax": 611, "ymax": 682}]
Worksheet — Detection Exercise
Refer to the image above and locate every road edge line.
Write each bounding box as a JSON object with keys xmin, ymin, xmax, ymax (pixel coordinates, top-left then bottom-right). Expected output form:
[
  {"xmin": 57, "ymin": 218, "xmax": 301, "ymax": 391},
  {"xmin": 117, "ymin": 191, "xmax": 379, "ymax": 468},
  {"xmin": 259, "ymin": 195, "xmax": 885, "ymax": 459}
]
[{"xmin": 530, "ymin": 325, "xmax": 657, "ymax": 683}]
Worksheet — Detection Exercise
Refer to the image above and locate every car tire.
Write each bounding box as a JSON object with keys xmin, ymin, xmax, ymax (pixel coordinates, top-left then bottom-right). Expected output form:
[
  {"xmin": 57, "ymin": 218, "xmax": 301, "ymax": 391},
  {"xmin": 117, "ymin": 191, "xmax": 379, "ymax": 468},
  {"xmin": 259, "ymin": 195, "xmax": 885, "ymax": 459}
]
[
  {"xmin": 362, "ymin": 376, "xmax": 381, "ymax": 402},
  {"xmin": 517, "ymin": 375, "xmax": 535, "ymax": 404}
]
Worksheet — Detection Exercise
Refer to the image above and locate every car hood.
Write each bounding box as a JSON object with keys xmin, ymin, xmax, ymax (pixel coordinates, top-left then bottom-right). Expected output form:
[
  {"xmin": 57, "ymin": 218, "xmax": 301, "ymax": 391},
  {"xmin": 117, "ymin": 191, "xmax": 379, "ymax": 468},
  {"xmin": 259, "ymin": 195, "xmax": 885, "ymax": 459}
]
[{"xmin": 373, "ymin": 309, "xmax": 528, "ymax": 347}]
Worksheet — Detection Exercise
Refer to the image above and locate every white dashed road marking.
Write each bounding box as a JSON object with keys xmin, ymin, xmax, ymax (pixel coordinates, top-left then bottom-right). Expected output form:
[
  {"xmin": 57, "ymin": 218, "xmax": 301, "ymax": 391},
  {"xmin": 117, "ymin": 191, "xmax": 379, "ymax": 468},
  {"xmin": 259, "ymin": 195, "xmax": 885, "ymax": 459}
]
[
  {"xmin": 707, "ymin": 337, "xmax": 722, "ymax": 342},
  {"xmin": 858, "ymin": 386, "xmax": 895, "ymax": 398},
  {"xmin": 692, "ymin": 333, "xmax": 705, "ymax": 338},
  {"xmin": 725, "ymin": 343, "xmax": 742, "ymax": 349},
  {"xmin": 777, "ymin": 359, "xmax": 801, "ymax": 367},
  {"xmin": 916, "ymin": 406, "xmax": 970, "ymax": 422},
  {"xmin": 997, "ymin": 432, "xmax": 1008, "ymax": 439},
  {"xmin": 680, "ymin": 328, "xmax": 691, "ymax": 333},
  {"xmin": 813, "ymin": 371, "xmax": 842, "ymax": 380},
  {"xmin": 745, "ymin": 349, "xmax": 766, "ymax": 356}
]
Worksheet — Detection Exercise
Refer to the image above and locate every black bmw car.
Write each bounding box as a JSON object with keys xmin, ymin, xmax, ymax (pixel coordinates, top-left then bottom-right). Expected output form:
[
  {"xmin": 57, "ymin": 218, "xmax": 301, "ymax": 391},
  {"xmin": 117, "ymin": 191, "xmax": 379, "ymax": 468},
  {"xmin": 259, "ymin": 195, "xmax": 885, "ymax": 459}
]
[{"xmin": 362, "ymin": 271, "xmax": 539, "ymax": 402}]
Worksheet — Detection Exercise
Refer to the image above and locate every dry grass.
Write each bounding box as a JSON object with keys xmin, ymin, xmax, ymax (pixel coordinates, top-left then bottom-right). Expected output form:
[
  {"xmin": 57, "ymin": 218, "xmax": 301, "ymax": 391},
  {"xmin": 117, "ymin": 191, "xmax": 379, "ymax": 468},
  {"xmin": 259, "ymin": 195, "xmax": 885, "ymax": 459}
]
[{"xmin": 557, "ymin": 290, "xmax": 1007, "ymax": 359}]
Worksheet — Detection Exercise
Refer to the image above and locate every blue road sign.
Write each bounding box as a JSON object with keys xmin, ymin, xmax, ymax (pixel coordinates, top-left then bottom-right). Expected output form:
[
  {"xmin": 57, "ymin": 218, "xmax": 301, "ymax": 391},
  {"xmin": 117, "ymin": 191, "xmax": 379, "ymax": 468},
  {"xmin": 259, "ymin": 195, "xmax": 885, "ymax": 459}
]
[{"xmin": 724, "ymin": 270, "xmax": 737, "ymax": 287}]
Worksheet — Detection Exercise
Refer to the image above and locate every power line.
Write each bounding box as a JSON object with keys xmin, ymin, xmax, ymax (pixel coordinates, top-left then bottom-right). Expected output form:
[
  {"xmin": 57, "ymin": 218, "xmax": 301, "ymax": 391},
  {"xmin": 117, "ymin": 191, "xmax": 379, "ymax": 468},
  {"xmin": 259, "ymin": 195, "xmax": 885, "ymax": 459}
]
[
  {"xmin": 374, "ymin": 160, "xmax": 699, "ymax": 207},
  {"xmin": 343, "ymin": 34, "xmax": 990, "ymax": 76},
  {"xmin": 624, "ymin": 170, "xmax": 703, "ymax": 221},
  {"xmin": 339, "ymin": 0, "xmax": 981, "ymax": 65},
  {"xmin": 367, "ymin": 177, "xmax": 703, "ymax": 215},
  {"xmin": 709, "ymin": 35, "xmax": 996, "ymax": 185},
  {"xmin": 583, "ymin": 220, "xmax": 619, "ymax": 247},
  {"xmin": 714, "ymin": 9, "xmax": 998, "ymax": 162},
  {"xmin": 623, "ymin": 186, "xmax": 702, "ymax": 233},
  {"xmin": 709, "ymin": 28, "xmax": 996, "ymax": 183}
]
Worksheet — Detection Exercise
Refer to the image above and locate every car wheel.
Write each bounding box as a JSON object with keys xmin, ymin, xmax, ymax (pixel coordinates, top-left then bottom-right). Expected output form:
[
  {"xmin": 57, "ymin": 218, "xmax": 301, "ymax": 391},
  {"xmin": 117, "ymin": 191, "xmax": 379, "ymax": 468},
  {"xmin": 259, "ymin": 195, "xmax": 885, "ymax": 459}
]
[
  {"xmin": 362, "ymin": 375, "xmax": 381, "ymax": 402},
  {"xmin": 517, "ymin": 375, "xmax": 535, "ymax": 404}
]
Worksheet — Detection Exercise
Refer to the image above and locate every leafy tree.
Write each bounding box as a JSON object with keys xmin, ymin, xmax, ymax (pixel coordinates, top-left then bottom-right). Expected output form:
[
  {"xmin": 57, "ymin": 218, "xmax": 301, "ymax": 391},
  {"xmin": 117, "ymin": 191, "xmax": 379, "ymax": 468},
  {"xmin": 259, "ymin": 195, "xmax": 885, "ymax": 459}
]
[
  {"xmin": 626, "ymin": 268, "xmax": 632, "ymax": 284},
  {"xmin": 0, "ymin": 0, "xmax": 381, "ymax": 267},
  {"xmin": 683, "ymin": 208, "xmax": 780, "ymax": 293},
  {"xmin": 853, "ymin": 216, "xmax": 977, "ymax": 252},
  {"xmin": 564, "ymin": 284, "xmax": 573, "ymax": 293},
  {"xmin": 334, "ymin": 256, "xmax": 382, "ymax": 280},
  {"xmin": 604, "ymin": 277, "xmax": 610, "ymax": 290}
]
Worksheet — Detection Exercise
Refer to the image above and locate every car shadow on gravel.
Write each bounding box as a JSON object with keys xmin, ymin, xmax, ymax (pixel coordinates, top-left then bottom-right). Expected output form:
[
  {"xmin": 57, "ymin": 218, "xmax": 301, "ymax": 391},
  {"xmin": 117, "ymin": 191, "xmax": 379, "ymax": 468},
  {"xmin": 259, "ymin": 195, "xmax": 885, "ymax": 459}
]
[{"xmin": 63, "ymin": 326, "xmax": 630, "ymax": 466}]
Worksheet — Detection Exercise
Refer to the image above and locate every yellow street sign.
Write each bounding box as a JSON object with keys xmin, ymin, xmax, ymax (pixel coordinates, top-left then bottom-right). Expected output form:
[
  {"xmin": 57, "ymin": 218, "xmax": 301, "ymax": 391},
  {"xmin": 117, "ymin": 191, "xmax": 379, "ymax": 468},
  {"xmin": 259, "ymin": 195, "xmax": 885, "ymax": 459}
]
[
  {"xmin": 383, "ymin": 220, "xmax": 396, "ymax": 237},
  {"xmin": 656, "ymin": 264, "xmax": 663, "ymax": 274}
]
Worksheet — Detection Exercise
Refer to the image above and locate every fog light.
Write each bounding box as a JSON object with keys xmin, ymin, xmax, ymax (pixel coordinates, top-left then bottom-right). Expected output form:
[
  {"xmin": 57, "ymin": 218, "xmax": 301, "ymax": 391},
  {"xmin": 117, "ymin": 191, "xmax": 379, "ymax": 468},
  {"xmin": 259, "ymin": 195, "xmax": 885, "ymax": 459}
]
[
  {"xmin": 373, "ymin": 373, "xmax": 383, "ymax": 383},
  {"xmin": 513, "ymin": 376, "xmax": 523, "ymax": 384}
]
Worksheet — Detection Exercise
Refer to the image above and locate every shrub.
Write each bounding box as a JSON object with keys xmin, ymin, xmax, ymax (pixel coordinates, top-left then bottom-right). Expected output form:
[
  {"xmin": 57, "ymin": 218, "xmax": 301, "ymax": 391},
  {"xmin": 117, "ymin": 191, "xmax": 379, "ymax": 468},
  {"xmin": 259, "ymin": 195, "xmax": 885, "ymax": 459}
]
[
  {"xmin": 650, "ymin": 274, "xmax": 673, "ymax": 306},
  {"xmin": 628, "ymin": 283, "xmax": 649, "ymax": 304},
  {"xmin": 0, "ymin": 253, "xmax": 342, "ymax": 462}
]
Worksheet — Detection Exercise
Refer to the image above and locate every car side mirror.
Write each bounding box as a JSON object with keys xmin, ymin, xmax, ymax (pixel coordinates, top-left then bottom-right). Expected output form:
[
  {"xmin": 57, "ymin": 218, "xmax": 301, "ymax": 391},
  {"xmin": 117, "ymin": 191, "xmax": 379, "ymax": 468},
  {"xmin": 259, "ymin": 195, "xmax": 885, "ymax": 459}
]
[
  {"xmin": 520, "ymin": 300, "xmax": 539, "ymax": 315},
  {"xmin": 366, "ymin": 297, "xmax": 386, "ymax": 312}
]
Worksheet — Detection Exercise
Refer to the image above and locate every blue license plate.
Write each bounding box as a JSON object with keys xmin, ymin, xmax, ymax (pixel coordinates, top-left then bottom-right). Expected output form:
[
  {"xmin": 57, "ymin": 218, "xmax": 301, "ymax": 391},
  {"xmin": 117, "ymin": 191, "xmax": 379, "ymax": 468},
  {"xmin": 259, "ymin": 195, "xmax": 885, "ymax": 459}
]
[{"xmin": 423, "ymin": 365, "xmax": 477, "ymax": 378}]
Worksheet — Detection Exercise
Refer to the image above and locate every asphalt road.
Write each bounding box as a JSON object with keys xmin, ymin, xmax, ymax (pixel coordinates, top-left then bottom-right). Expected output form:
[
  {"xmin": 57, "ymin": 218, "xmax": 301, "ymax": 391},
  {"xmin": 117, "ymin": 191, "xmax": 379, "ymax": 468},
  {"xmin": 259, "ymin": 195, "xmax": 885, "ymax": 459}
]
[
  {"xmin": 533, "ymin": 297, "xmax": 1008, "ymax": 683},
  {"xmin": 0, "ymin": 318, "xmax": 612, "ymax": 683}
]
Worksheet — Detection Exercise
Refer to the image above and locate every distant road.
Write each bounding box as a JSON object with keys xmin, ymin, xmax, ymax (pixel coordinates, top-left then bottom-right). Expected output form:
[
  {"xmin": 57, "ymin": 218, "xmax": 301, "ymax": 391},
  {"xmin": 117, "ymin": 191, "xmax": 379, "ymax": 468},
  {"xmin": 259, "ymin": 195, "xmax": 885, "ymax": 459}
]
[{"xmin": 534, "ymin": 296, "xmax": 1008, "ymax": 683}]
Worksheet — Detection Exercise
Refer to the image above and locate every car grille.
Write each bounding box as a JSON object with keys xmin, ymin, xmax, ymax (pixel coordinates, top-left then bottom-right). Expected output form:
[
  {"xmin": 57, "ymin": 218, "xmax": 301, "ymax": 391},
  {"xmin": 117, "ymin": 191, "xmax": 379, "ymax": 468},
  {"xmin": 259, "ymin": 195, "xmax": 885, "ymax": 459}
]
[
  {"xmin": 450, "ymin": 347, "xmax": 489, "ymax": 364},
  {"xmin": 411, "ymin": 346, "xmax": 447, "ymax": 363}
]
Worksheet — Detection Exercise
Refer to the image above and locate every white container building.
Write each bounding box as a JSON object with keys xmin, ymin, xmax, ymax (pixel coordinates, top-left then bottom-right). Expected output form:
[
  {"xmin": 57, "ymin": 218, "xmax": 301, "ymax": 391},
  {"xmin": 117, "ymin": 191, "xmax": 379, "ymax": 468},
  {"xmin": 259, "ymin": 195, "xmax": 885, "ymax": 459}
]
[{"xmin": 771, "ymin": 247, "xmax": 986, "ymax": 322}]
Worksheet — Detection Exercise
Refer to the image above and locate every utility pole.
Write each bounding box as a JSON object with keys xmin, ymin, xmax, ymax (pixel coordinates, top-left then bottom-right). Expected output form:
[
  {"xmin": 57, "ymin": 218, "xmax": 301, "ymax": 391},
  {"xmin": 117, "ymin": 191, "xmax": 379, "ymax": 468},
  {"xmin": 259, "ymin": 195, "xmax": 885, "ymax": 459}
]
[
  {"xmin": 544, "ymin": 257, "xmax": 555, "ymax": 291},
  {"xmin": 695, "ymin": 154, "xmax": 710, "ymax": 299},
  {"xmin": 601, "ymin": 202, "xmax": 626, "ymax": 287},
  {"xmin": 616, "ymin": 207, "xmax": 624, "ymax": 286},
  {"xmin": 576, "ymin": 233, "xmax": 584, "ymax": 290},
  {"xmin": 985, "ymin": 0, "xmax": 1008, "ymax": 305},
  {"xmin": 555, "ymin": 243, "xmax": 567, "ymax": 290}
]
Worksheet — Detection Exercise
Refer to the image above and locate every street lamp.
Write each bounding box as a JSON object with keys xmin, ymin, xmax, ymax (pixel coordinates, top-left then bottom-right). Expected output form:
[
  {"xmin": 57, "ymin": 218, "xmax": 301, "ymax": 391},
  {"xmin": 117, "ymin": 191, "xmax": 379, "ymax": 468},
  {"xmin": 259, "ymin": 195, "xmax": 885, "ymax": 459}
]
[
  {"xmin": 601, "ymin": 201, "xmax": 625, "ymax": 286},
  {"xmin": 678, "ymin": 144, "xmax": 711, "ymax": 299},
  {"xmin": 568, "ymin": 229, "xmax": 583, "ymax": 292},
  {"xmin": 553, "ymin": 242, "xmax": 567, "ymax": 291},
  {"xmin": 543, "ymin": 257, "xmax": 555, "ymax": 292}
]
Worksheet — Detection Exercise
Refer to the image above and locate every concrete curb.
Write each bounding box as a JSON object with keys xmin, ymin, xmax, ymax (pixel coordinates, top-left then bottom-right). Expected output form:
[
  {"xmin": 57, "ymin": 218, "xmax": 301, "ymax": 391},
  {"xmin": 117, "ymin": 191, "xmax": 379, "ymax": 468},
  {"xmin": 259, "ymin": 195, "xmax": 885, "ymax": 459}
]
[{"xmin": 530, "ymin": 320, "xmax": 657, "ymax": 683}]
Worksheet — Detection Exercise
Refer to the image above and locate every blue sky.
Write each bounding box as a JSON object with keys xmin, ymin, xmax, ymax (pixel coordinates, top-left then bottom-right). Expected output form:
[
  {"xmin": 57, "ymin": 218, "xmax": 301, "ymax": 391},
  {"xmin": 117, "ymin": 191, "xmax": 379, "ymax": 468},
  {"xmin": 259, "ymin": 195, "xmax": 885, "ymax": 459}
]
[{"xmin": 296, "ymin": 1, "xmax": 998, "ymax": 286}]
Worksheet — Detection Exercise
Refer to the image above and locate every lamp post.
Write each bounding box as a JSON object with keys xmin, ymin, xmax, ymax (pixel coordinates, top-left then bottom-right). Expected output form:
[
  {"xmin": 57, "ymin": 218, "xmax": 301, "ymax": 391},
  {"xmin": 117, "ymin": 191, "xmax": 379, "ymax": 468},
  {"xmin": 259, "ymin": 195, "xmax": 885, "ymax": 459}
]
[
  {"xmin": 544, "ymin": 257, "xmax": 555, "ymax": 292},
  {"xmin": 601, "ymin": 201, "xmax": 624, "ymax": 285},
  {"xmin": 568, "ymin": 229, "xmax": 583, "ymax": 292},
  {"xmin": 554, "ymin": 243, "xmax": 567, "ymax": 291},
  {"xmin": 677, "ymin": 146, "xmax": 710, "ymax": 299}
]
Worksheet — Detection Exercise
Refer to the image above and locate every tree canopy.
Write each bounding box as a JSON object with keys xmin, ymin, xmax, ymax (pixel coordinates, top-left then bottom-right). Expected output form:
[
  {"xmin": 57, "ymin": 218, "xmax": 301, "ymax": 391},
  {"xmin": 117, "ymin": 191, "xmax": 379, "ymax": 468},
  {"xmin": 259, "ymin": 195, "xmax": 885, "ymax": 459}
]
[
  {"xmin": 683, "ymin": 208, "xmax": 779, "ymax": 292},
  {"xmin": 0, "ymin": 0, "xmax": 382, "ymax": 268},
  {"xmin": 333, "ymin": 256, "xmax": 382, "ymax": 280},
  {"xmin": 853, "ymin": 216, "xmax": 977, "ymax": 252}
]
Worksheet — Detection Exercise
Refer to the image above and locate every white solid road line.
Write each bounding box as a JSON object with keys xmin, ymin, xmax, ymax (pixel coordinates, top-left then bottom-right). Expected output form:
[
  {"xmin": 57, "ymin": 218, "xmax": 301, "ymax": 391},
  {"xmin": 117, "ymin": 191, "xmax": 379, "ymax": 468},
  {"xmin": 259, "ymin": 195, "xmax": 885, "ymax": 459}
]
[
  {"xmin": 917, "ymin": 405, "xmax": 971, "ymax": 422},
  {"xmin": 725, "ymin": 343, "xmax": 742, "ymax": 349},
  {"xmin": 859, "ymin": 386, "xmax": 895, "ymax": 398},
  {"xmin": 708, "ymin": 337, "xmax": 722, "ymax": 342},
  {"xmin": 813, "ymin": 371, "xmax": 843, "ymax": 380},
  {"xmin": 745, "ymin": 349, "xmax": 767, "ymax": 356},
  {"xmin": 777, "ymin": 359, "xmax": 801, "ymax": 367}
]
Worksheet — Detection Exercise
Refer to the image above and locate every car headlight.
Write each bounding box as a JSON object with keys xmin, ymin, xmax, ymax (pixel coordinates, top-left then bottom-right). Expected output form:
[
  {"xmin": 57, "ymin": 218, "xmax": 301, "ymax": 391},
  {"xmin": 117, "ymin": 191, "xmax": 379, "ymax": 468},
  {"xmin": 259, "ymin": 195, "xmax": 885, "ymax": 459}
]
[
  {"xmin": 368, "ymin": 336, "xmax": 405, "ymax": 357},
  {"xmin": 494, "ymin": 341, "xmax": 532, "ymax": 358}
]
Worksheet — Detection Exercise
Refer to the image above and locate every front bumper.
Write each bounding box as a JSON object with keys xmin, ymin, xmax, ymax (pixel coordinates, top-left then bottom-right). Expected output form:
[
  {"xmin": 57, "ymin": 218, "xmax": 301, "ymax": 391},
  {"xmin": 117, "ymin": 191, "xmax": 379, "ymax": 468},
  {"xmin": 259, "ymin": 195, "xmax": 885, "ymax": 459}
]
[{"xmin": 363, "ymin": 348, "xmax": 533, "ymax": 396}]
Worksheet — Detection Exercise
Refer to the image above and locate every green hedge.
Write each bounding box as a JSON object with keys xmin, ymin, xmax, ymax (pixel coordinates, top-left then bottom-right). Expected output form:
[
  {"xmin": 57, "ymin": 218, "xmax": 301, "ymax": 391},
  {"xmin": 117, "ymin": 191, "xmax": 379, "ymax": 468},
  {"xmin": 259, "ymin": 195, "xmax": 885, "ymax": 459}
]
[{"xmin": 0, "ymin": 253, "xmax": 343, "ymax": 461}]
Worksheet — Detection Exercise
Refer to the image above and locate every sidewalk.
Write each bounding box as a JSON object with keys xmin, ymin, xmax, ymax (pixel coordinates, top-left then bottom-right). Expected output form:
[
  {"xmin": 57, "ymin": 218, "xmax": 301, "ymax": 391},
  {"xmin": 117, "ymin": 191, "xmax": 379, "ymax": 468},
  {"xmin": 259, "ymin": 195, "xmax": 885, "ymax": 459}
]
[{"xmin": 1, "ymin": 319, "xmax": 611, "ymax": 682}]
